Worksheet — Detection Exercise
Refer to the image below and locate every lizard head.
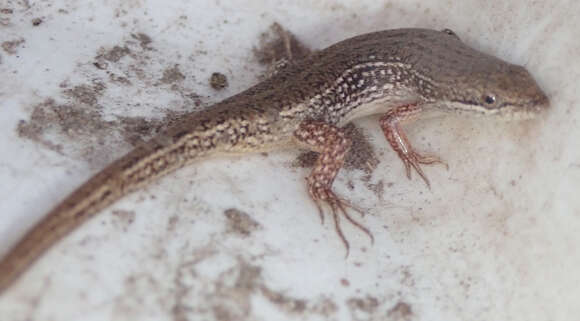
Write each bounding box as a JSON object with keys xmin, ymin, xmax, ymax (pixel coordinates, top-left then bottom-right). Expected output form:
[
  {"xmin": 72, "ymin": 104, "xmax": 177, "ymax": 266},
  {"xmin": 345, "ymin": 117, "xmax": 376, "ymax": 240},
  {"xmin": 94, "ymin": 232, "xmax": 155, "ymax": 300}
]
[{"xmin": 437, "ymin": 63, "xmax": 550, "ymax": 120}]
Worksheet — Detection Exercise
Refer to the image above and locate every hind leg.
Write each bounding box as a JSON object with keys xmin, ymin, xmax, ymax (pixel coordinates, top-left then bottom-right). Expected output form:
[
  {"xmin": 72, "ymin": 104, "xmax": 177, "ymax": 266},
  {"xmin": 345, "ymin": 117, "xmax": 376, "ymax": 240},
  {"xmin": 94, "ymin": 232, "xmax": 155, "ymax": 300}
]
[{"xmin": 293, "ymin": 120, "xmax": 374, "ymax": 256}]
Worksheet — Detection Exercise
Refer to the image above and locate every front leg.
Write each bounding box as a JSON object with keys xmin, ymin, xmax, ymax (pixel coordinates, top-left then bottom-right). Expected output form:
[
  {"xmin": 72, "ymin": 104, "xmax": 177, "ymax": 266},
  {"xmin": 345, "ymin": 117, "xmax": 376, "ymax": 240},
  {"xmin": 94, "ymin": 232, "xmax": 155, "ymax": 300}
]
[
  {"xmin": 293, "ymin": 120, "xmax": 373, "ymax": 255},
  {"xmin": 380, "ymin": 104, "xmax": 448, "ymax": 188}
]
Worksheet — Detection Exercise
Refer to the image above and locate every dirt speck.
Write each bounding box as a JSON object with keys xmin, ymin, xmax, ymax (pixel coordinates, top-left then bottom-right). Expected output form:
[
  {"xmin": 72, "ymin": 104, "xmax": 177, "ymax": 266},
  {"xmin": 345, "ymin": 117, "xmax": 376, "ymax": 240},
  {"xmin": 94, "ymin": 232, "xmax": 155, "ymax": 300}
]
[
  {"xmin": 93, "ymin": 61, "xmax": 107, "ymax": 70},
  {"xmin": 0, "ymin": 8, "xmax": 14, "ymax": 26},
  {"xmin": 235, "ymin": 262, "xmax": 262, "ymax": 290},
  {"xmin": 261, "ymin": 285, "xmax": 307, "ymax": 313},
  {"xmin": 209, "ymin": 72, "xmax": 228, "ymax": 90},
  {"xmin": 31, "ymin": 17, "xmax": 43, "ymax": 26},
  {"xmin": 167, "ymin": 215, "xmax": 179, "ymax": 232},
  {"xmin": 113, "ymin": 274, "xmax": 159, "ymax": 318},
  {"xmin": 254, "ymin": 22, "xmax": 312, "ymax": 65},
  {"xmin": 223, "ymin": 208, "xmax": 262, "ymax": 237},
  {"xmin": 159, "ymin": 64, "xmax": 185, "ymax": 84},
  {"xmin": 387, "ymin": 301, "xmax": 413, "ymax": 320},
  {"xmin": 108, "ymin": 73, "xmax": 131, "ymax": 85},
  {"xmin": 63, "ymin": 83, "xmax": 105, "ymax": 105},
  {"xmin": 347, "ymin": 295, "xmax": 379, "ymax": 314},
  {"xmin": 260, "ymin": 281, "xmax": 338, "ymax": 317},
  {"xmin": 99, "ymin": 45, "xmax": 131, "ymax": 63},
  {"xmin": 212, "ymin": 305, "xmax": 235, "ymax": 321},
  {"xmin": 366, "ymin": 179, "xmax": 385, "ymax": 200},
  {"xmin": 2, "ymin": 38, "xmax": 25, "ymax": 55},
  {"xmin": 111, "ymin": 210, "xmax": 136, "ymax": 231},
  {"xmin": 400, "ymin": 266, "xmax": 414, "ymax": 287},
  {"xmin": 131, "ymin": 33, "xmax": 152, "ymax": 50}
]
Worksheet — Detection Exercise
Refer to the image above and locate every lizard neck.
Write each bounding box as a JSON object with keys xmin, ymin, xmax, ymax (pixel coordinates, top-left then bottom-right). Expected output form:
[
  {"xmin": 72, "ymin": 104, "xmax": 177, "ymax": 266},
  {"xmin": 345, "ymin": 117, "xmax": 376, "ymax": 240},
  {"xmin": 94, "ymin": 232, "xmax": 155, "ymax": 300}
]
[{"xmin": 288, "ymin": 61, "xmax": 425, "ymax": 125}]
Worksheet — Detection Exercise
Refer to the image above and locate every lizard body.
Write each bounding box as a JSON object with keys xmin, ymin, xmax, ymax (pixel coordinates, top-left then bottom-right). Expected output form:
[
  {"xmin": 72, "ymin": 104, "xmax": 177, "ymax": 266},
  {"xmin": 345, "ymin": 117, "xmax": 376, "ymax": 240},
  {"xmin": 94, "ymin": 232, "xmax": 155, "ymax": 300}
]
[{"xmin": 0, "ymin": 28, "xmax": 549, "ymax": 293}]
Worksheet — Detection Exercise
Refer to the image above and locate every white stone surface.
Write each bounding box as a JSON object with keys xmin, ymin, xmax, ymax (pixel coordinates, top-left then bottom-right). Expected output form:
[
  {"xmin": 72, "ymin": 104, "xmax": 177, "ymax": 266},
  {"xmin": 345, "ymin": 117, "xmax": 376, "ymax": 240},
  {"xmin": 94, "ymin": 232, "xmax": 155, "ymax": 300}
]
[{"xmin": 0, "ymin": 1, "xmax": 577, "ymax": 320}]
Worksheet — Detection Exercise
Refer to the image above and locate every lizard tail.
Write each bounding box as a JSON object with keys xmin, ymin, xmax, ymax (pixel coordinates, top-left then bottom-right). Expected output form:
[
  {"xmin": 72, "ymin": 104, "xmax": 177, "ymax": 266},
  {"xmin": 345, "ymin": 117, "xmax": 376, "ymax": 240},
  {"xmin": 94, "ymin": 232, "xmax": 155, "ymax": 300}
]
[
  {"xmin": 0, "ymin": 100, "xmax": 277, "ymax": 293},
  {"xmin": 0, "ymin": 136, "xmax": 209, "ymax": 293}
]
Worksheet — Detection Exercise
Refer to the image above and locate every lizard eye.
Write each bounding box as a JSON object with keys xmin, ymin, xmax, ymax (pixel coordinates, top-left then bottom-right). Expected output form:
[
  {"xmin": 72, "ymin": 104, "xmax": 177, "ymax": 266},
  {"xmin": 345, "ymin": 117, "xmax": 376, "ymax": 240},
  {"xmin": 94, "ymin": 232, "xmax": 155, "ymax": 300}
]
[
  {"xmin": 442, "ymin": 28, "xmax": 456, "ymax": 36},
  {"xmin": 441, "ymin": 28, "xmax": 460, "ymax": 40},
  {"xmin": 484, "ymin": 95, "xmax": 496, "ymax": 104}
]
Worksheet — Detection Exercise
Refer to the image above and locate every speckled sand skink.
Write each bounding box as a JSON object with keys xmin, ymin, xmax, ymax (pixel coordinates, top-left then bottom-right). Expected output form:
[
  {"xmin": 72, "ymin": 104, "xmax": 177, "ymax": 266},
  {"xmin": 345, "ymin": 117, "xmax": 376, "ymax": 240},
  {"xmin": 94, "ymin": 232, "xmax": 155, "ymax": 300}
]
[{"xmin": 0, "ymin": 28, "xmax": 549, "ymax": 293}]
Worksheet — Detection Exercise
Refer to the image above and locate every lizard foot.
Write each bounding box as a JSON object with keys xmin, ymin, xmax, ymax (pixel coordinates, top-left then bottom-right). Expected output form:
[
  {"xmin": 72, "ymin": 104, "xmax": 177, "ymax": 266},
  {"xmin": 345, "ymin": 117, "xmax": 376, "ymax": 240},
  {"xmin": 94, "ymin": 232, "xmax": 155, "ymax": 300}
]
[
  {"xmin": 380, "ymin": 104, "xmax": 449, "ymax": 188},
  {"xmin": 399, "ymin": 150, "xmax": 448, "ymax": 189},
  {"xmin": 308, "ymin": 182, "xmax": 374, "ymax": 257}
]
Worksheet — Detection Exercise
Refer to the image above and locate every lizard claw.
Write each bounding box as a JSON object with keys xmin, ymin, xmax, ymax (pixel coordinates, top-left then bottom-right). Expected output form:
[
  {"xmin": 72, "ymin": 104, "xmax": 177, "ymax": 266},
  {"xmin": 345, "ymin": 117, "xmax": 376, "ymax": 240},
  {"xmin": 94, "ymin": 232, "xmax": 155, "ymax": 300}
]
[
  {"xmin": 309, "ymin": 185, "xmax": 374, "ymax": 257},
  {"xmin": 401, "ymin": 151, "xmax": 447, "ymax": 188}
]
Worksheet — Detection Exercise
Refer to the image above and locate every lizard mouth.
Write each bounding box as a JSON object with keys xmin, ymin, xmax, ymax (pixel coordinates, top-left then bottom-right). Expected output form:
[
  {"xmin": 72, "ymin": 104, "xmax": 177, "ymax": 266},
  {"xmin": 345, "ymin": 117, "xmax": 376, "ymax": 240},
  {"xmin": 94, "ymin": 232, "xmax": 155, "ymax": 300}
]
[
  {"xmin": 499, "ymin": 92, "xmax": 550, "ymax": 121},
  {"xmin": 500, "ymin": 109, "xmax": 542, "ymax": 121}
]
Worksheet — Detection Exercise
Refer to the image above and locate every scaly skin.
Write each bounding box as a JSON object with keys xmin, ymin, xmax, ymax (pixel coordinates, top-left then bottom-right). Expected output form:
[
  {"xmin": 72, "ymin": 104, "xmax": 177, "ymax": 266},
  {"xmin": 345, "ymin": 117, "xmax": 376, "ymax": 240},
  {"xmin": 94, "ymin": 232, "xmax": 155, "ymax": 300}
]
[{"xmin": 0, "ymin": 28, "xmax": 549, "ymax": 293}]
